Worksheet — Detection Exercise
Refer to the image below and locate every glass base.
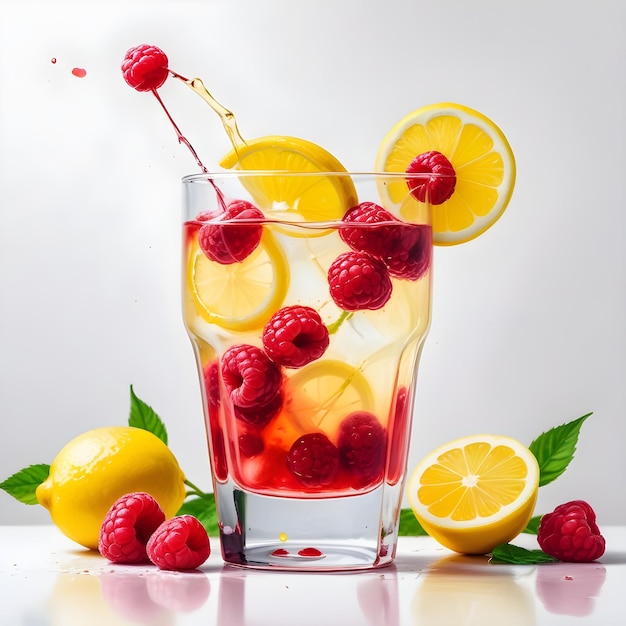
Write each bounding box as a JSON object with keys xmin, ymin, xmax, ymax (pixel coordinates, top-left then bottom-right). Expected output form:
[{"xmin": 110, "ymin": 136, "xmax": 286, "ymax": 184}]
[{"xmin": 214, "ymin": 479, "xmax": 403, "ymax": 571}]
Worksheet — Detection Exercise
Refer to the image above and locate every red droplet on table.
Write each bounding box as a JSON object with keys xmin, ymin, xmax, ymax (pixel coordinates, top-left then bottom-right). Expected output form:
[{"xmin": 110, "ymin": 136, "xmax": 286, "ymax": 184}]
[{"xmin": 72, "ymin": 67, "xmax": 87, "ymax": 78}]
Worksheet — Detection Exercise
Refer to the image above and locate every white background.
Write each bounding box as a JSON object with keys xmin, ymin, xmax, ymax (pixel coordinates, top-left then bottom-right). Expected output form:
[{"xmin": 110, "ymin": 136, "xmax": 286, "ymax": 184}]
[{"xmin": 1, "ymin": 0, "xmax": 625, "ymax": 527}]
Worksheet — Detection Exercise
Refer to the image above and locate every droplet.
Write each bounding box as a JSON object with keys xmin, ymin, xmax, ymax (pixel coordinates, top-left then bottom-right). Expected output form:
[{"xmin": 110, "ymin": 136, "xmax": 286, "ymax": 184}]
[
  {"xmin": 51, "ymin": 58, "xmax": 57, "ymax": 64},
  {"xmin": 278, "ymin": 532, "xmax": 288, "ymax": 542},
  {"xmin": 72, "ymin": 67, "xmax": 87, "ymax": 78},
  {"xmin": 298, "ymin": 547, "xmax": 323, "ymax": 557}
]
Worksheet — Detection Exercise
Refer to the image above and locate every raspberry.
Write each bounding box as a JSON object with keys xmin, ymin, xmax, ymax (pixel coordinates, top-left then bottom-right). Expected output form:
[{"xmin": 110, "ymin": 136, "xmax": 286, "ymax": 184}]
[
  {"xmin": 234, "ymin": 390, "xmax": 283, "ymax": 427},
  {"xmin": 537, "ymin": 500, "xmax": 606, "ymax": 562},
  {"xmin": 198, "ymin": 199, "xmax": 264, "ymax": 265},
  {"xmin": 147, "ymin": 515, "xmax": 211, "ymax": 571},
  {"xmin": 286, "ymin": 433, "xmax": 339, "ymax": 486},
  {"xmin": 121, "ymin": 44, "xmax": 169, "ymax": 92},
  {"xmin": 221, "ymin": 344, "xmax": 282, "ymax": 408},
  {"xmin": 238, "ymin": 432, "xmax": 264, "ymax": 457},
  {"xmin": 203, "ymin": 361, "xmax": 228, "ymax": 481},
  {"xmin": 337, "ymin": 412, "xmax": 386, "ymax": 485},
  {"xmin": 328, "ymin": 251, "xmax": 392, "ymax": 311},
  {"xmin": 406, "ymin": 150, "xmax": 456, "ymax": 205},
  {"xmin": 98, "ymin": 492, "xmax": 165, "ymax": 564},
  {"xmin": 340, "ymin": 203, "xmax": 431, "ymax": 281},
  {"xmin": 262, "ymin": 305, "xmax": 330, "ymax": 368}
]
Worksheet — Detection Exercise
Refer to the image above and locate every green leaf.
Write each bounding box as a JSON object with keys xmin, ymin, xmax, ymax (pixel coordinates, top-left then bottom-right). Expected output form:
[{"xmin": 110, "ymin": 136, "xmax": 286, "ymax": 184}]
[
  {"xmin": 522, "ymin": 515, "xmax": 542, "ymax": 534},
  {"xmin": 398, "ymin": 508, "xmax": 429, "ymax": 536},
  {"xmin": 0, "ymin": 464, "xmax": 50, "ymax": 505},
  {"xmin": 128, "ymin": 385, "xmax": 168, "ymax": 445},
  {"xmin": 529, "ymin": 412, "xmax": 591, "ymax": 487},
  {"xmin": 177, "ymin": 494, "xmax": 219, "ymax": 536},
  {"xmin": 490, "ymin": 543, "xmax": 557, "ymax": 565}
]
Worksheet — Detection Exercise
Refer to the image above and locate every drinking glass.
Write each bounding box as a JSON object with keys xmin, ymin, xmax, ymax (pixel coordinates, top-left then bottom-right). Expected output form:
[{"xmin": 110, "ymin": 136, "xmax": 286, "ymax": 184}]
[{"xmin": 182, "ymin": 171, "xmax": 434, "ymax": 570}]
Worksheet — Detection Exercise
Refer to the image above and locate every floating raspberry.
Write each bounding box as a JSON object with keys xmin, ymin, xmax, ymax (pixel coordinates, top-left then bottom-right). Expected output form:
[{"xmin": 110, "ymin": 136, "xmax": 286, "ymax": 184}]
[
  {"xmin": 121, "ymin": 44, "xmax": 169, "ymax": 92},
  {"xmin": 198, "ymin": 199, "xmax": 264, "ymax": 264},
  {"xmin": 234, "ymin": 390, "xmax": 283, "ymax": 427},
  {"xmin": 406, "ymin": 150, "xmax": 456, "ymax": 205},
  {"xmin": 328, "ymin": 251, "xmax": 392, "ymax": 311},
  {"xmin": 340, "ymin": 203, "xmax": 431, "ymax": 281},
  {"xmin": 262, "ymin": 305, "xmax": 330, "ymax": 368},
  {"xmin": 98, "ymin": 492, "xmax": 165, "ymax": 564},
  {"xmin": 337, "ymin": 412, "xmax": 386, "ymax": 485},
  {"xmin": 221, "ymin": 344, "xmax": 282, "ymax": 408},
  {"xmin": 238, "ymin": 432, "xmax": 264, "ymax": 457},
  {"xmin": 147, "ymin": 515, "xmax": 211, "ymax": 571},
  {"xmin": 286, "ymin": 433, "xmax": 339, "ymax": 487},
  {"xmin": 537, "ymin": 500, "xmax": 606, "ymax": 562}
]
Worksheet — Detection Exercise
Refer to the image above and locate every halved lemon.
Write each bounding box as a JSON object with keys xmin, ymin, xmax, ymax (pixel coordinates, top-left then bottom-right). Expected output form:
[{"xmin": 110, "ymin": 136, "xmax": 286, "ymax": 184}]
[
  {"xmin": 284, "ymin": 359, "xmax": 375, "ymax": 434},
  {"xmin": 376, "ymin": 103, "xmax": 516, "ymax": 245},
  {"xmin": 219, "ymin": 135, "xmax": 358, "ymax": 223},
  {"xmin": 187, "ymin": 230, "xmax": 289, "ymax": 332},
  {"xmin": 407, "ymin": 434, "xmax": 539, "ymax": 554}
]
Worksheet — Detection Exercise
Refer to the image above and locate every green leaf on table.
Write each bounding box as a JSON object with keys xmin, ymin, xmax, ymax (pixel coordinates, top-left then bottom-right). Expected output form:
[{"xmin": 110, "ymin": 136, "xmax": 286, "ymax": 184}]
[
  {"xmin": 490, "ymin": 543, "xmax": 557, "ymax": 565},
  {"xmin": 398, "ymin": 508, "xmax": 429, "ymax": 536},
  {"xmin": 522, "ymin": 514, "xmax": 542, "ymax": 534},
  {"xmin": 177, "ymin": 494, "xmax": 219, "ymax": 536},
  {"xmin": 0, "ymin": 464, "xmax": 50, "ymax": 504},
  {"xmin": 129, "ymin": 385, "xmax": 168, "ymax": 445},
  {"xmin": 529, "ymin": 412, "xmax": 591, "ymax": 486}
]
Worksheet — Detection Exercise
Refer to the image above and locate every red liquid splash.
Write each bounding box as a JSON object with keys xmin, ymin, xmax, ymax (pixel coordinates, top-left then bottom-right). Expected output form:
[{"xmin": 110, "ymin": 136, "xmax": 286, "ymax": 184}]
[{"xmin": 72, "ymin": 67, "xmax": 87, "ymax": 78}]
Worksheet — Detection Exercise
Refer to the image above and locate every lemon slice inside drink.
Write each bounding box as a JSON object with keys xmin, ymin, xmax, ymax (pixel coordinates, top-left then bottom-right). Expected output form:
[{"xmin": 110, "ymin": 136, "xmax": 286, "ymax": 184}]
[
  {"xmin": 376, "ymin": 103, "xmax": 516, "ymax": 245},
  {"xmin": 187, "ymin": 230, "xmax": 289, "ymax": 332},
  {"xmin": 406, "ymin": 434, "xmax": 539, "ymax": 554},
  {"xmin": 284, "ymin": 359, "xmax": 375, "ymax": 434},
  {"xmin": 219, "ymin": 136, "xmax": 358, "ymax": 223}
]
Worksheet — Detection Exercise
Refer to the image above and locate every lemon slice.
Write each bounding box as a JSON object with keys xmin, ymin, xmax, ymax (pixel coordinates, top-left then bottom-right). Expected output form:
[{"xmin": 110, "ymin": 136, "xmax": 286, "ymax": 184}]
[
  {"xmin": 219, "ymin": 136, "xmax": 358, "ymax": 223},
  {"xmin": 376, "ymin": 103, "xmax": 516, "ymax": 245},
  {"xmin": 187, "ymin": 229, "xmax": 289, "ymax": 332},
  {"xmin": 407, "ymin": 434, "xmax": 539, "ymax": 554},
  {"xmin": 284, "ymin": 359, "xmax": 375, "ymax": 434}
]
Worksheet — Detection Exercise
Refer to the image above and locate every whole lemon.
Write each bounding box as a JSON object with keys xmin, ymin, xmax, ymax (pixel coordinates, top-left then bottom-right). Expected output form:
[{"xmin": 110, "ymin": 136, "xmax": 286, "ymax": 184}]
[{"xmin": 36, "ymin": 426, "xmax": 187, "ymax": 550}]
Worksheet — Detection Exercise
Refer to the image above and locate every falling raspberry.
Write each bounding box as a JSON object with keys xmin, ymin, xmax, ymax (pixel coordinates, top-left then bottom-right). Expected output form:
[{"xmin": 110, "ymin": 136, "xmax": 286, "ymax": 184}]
[
  {"xmin": 537, "ymin": 500, "xmax": 606, "ymax": 562},
  {"xmin": 198, "ymin": 199, "xmax": 264, "ymax": 264},
  {"xmin": 121, "ymin": 44, "xmax": 169, "ymax": 92},
  {"xmin": 406, "ymin": 150, "xmax": 456, "ymax": 205},
  {"xmin": 98, "ymin": 492, "xmax": 165, "ymax": 564},
  {"xmin": 147, "ymin": 515, "xmax": 211, "ymax": 571},
  {"xmin": 328, "ymin": 250, "xmax": 392, "ymax": 311},
  {"xmin": 262, "ymin": 305, "xmax": 330, "ymax": 368},
  {"xmin": 286, "ymin": 433, "xmax": 339, "ymax": 487}
]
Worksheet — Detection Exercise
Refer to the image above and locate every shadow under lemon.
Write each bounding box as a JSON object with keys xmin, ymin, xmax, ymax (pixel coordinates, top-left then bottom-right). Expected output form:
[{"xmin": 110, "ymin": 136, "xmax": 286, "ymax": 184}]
[{"xmin": 411, "ymin": 554, "xmax": 536, "ymax": 626}]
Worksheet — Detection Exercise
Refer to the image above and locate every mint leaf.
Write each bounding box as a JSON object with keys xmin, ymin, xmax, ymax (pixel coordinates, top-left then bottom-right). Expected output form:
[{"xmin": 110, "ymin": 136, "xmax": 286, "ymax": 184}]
[
  {"xmin": 490, "ymin": 543, "xmax": 557, "ymax": 565},
  {"xmin": 529, "ymin": 412, "xmax": 591, "ymax": 487},
  {"xmin": 522, "ymin": 514, "xmax": 542, "ymax": 534},
  {"xmin": 128, "ymin": 385, "xmax": 168, "ymax": 445},
  {"xmin": 398, "ymin": 508, "xmax": 429, "ymax": 536},
  {"xmin": 0, "ymin": 464, "xmax": 50, "ymax": 504},
  {"xmin": 177, "ymin": 494, "xmax": 219, "ymax": 536}
]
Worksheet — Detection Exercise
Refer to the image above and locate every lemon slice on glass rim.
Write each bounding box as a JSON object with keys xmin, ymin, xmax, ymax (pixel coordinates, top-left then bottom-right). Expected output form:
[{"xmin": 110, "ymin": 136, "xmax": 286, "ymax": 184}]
[
  {"xmin": 187, "ymin": 229, "xmax": 289, "ymax": 332},
  {"xmin": 406, "ymin": 433, "xmax": 539, "ymax": 555},
  {"xmin": 219, "ymin": 135, "xmax": 358, "ymax": 225},
  {"xmin": 376, "ymin": 102, "xmax": 516, "ymax": 245}
]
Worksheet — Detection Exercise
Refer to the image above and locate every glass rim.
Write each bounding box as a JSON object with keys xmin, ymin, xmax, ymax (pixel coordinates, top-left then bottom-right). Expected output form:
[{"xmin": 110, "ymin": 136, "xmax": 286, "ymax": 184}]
[{"xmin": 181, "ymin": 170, "xmax": 451, "ymax": 183}]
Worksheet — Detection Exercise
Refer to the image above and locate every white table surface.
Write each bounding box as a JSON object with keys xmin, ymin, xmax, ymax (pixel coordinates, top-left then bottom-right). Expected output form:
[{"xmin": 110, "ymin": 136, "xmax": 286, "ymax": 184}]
[{"xmin": 1, "ymin": 525, "xmax": 624, "ymax": 625}]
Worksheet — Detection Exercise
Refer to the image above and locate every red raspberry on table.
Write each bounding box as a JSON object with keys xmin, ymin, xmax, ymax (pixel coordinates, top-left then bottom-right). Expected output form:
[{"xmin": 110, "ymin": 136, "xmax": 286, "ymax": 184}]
[
  {"xmin": 328, "ymin": 251, "xmax": 392, "ymax": 311},
  {"xmin": 221, "ymin": 344, "xmax": 282, "ymax": 408},
  {"xmin": 198, "ymin": 199, "xmax": 264, "ymax": 265},
  {"xmin": 147, "ymin": 515, "xmax": 211, "ymax": 571},
  {"xmin": 537, "ymin": 500, "xmax": 606, "ymax": 562},
  {"xmin": 121, "ymin": 44, "xmax": 169, "ymax": 92},
  {"xmin": 340, "ymin": 203, "xmax": 432, "ymax": 281},
  {"xmin": 337, "ymin": 411, "xmax": 386, "ymax": 486},
  {"xmin": 98, "ymin": 492, "xmax": 165, "ymax": 564},
  {"xmin": 406, "ymin": 150, "xmax": 456, "ymax": 205},
  {"xmin": 262, "ymin": 305, "xmax": 330, "ymax": 368},
  {"xmin": 286, "ymin": 433, "xmax": 339, "ymax": 487}
]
